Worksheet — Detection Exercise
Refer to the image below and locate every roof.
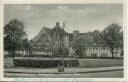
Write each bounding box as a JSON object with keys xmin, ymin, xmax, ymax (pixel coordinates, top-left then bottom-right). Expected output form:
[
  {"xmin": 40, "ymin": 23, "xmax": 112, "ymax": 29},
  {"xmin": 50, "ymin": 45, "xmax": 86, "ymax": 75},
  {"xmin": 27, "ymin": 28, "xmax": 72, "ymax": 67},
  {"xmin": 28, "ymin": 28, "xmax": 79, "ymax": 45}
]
[
  {"xmin": 86, "ymin": 43, "xmax": 108, "ymax": 47},
  {"xmin": 30, "ymin": 26, "xmax": 68, "ymax": 46}
]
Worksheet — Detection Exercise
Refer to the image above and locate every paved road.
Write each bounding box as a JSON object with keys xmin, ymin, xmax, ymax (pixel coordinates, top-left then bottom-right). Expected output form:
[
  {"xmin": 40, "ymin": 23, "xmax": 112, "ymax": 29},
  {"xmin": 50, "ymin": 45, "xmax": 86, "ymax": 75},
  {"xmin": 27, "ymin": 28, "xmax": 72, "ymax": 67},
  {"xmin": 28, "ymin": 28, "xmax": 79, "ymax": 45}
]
[
  {"xmin": 5, "ymin": 70, "xmax": 123, "ymax": 78},
  {"xmin": 4, "ymin": 66, "xmax": 123, "ymax": 74}
]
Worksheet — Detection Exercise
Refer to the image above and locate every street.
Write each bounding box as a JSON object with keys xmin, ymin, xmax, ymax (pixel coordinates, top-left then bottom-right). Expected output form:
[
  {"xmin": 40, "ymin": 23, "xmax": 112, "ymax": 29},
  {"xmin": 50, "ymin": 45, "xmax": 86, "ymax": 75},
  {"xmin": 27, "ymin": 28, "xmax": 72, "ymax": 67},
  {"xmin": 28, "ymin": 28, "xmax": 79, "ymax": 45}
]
[{"xmin": 5, "ymin": 70, "xmax": 123, "ymax": 78}]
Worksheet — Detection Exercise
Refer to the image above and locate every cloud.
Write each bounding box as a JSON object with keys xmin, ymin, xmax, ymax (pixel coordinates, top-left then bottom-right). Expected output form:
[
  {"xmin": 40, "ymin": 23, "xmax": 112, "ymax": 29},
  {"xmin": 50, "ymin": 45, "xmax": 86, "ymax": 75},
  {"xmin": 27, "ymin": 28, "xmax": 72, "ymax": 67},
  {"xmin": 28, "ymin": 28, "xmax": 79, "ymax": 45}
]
[{"xmin": 4, "ymin": 4, "xmax": 123, "ymax": 40}]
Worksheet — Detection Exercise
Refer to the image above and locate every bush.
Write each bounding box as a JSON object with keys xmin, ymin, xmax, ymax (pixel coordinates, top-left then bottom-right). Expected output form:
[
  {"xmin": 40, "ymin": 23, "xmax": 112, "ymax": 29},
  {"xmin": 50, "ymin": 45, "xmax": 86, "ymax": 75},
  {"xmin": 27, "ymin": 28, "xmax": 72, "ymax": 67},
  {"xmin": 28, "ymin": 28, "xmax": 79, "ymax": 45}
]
[
  {"xmin": 13, "ymin": 57, "xmax": 79, "ymax": 68},
  {"xmin": 23, "ymin": 54, "xmax": 52, "ymax": 58}
]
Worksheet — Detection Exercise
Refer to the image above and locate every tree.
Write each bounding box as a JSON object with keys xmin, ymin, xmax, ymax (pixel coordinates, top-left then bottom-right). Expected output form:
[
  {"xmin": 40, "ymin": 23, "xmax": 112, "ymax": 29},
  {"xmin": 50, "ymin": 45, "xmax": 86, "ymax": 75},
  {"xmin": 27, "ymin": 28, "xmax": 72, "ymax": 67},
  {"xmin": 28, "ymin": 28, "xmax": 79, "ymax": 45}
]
[
  {"xmin": 72, "ymin": 37, "xmax": 86, "ymax": 58},
  {"xmin": 92, "ymin": 30, "xmax": 103, "ymax": 44},
  {"xmin": 119, "ymin": 31, "xmax": 123, "ymax": 57},
  {"xmin": 52, "ymin": 46, "xmax": 69, "ymax": 58},
  {"xmin": 22, "ymin": 39, "xmax": 31, "ymax": 55},
  {"xmin": 102, "ymin": 24, "xmax": 122, "ymax": 59},
  {"xmin": 4, "ymin": 19, "xmax": 26, "ymax": 58}
]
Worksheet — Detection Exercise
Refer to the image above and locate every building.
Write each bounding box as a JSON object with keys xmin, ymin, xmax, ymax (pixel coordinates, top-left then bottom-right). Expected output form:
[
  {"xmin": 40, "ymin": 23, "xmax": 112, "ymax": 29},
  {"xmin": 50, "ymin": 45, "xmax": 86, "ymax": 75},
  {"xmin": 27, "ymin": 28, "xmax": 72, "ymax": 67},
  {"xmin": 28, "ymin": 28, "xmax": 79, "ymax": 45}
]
[
  {"xmin": 29, "ymin": 22, "xmax": 69, "ymax": 56},
  {"xmin": 69, "ymin": 30, "xmax": 123, "ymax": 58},
  {"xmin": 28, "ymin": 23, "xmax": 122, "ymax": 58},
  {"xmin": 85, "ymin": 44, "xmax": 122, "ymax": 58}
]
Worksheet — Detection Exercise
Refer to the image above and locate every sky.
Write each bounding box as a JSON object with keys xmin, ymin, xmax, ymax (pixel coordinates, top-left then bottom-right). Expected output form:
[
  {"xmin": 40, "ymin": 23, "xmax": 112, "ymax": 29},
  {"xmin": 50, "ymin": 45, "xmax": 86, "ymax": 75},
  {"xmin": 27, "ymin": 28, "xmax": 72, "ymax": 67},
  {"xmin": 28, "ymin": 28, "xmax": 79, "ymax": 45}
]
[{"xmin": 4, "ymin": 4, "xmax": 123, "ymax": 40}]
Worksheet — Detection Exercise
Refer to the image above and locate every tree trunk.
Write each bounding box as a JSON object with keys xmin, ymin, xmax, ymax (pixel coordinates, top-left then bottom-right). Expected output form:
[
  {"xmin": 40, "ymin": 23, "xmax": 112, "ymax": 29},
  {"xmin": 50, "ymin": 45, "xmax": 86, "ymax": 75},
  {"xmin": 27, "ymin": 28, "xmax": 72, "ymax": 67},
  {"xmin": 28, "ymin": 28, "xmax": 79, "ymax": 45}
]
[
  {"xmin": 12, "ymin": 49, "xmax": 15, "ymax": 58},
  {"xmin": 111, "ymin": 50, "xmax": 114, "ymax": 59}
]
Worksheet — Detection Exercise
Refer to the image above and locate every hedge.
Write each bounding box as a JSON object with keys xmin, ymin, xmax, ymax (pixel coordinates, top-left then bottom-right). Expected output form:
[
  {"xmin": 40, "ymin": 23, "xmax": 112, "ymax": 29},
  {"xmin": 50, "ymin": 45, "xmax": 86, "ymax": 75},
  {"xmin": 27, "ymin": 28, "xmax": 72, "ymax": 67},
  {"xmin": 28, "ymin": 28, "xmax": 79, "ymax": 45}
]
[{"xmin": 13, "ymin": 57, "xmax": 79, "ymax": 68}]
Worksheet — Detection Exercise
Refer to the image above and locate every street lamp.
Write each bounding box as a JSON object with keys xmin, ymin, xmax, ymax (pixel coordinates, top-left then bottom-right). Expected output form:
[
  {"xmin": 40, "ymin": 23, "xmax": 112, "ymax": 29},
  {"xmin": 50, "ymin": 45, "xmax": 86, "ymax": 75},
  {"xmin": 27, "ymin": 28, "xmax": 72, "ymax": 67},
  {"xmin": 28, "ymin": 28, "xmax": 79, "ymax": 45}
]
[
  {"xmin": 57, "ymin": 22, "xmax": 65, "ymax": 72},
  {"xmin": 61, "ymin": 36, "xmax": 64, "ymax": 71}
]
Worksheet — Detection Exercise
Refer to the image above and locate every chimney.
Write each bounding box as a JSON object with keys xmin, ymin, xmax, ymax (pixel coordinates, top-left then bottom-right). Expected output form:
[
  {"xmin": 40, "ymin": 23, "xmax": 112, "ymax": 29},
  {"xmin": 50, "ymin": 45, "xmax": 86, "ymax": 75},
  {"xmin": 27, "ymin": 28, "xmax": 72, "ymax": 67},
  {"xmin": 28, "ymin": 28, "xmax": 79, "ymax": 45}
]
[{"xmin": 56, "ymin": 22, "xmax": 59, "ymax": 27}]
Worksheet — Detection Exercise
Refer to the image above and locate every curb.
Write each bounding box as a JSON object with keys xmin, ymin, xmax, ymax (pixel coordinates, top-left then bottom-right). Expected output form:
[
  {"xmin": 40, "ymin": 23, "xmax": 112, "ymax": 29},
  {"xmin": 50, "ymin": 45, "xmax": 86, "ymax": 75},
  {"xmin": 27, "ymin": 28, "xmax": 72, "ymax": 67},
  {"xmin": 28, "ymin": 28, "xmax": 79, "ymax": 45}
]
[{"xmin": 4, "ymin": 68, "xmax": 123, "ymax": 74}]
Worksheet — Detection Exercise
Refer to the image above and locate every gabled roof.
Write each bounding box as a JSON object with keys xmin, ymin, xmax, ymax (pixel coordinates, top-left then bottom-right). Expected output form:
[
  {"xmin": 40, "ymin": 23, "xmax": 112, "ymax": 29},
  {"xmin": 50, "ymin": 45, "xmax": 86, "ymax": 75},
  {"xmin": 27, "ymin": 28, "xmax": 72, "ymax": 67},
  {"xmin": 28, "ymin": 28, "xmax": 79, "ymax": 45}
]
[
  {"xmin": 31, "ymin": 27, "xmax": 52, "ymax": 45},
  {"xmin": 30, "ymin": 26, "xmax": 68, "ymax": 46}
]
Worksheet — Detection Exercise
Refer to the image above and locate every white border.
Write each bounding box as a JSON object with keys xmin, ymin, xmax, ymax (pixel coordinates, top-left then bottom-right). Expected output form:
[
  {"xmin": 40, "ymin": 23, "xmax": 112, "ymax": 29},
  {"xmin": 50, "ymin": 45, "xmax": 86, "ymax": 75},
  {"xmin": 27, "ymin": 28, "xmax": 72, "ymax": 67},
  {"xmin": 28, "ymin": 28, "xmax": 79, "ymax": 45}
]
[
  {"xmin": 0, "ymin": 0, "xmax": 127, "ymax": 81},
  {"xmin": 3, "ymin": 0, "xmax": 123, "ymax": 4}
]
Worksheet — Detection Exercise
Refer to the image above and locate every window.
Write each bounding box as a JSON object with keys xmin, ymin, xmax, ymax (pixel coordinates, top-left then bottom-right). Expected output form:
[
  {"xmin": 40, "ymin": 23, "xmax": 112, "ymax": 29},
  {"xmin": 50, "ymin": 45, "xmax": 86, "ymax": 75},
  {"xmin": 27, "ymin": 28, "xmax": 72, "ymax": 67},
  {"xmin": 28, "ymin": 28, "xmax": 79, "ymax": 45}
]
[
  {"xmin": 91, "ymin": 53, "xmax": 97, "ymax": 57},
  {"xmin": 105, "ymin": 47, "xmax": 108, "ymax": 50},
  {"xmin": 101, "ymin": 53, "xmax": 108, "ymax": 57},
  {"xmin": 103, "ymin": 47, "xmax": 105, "ymax": 50}
]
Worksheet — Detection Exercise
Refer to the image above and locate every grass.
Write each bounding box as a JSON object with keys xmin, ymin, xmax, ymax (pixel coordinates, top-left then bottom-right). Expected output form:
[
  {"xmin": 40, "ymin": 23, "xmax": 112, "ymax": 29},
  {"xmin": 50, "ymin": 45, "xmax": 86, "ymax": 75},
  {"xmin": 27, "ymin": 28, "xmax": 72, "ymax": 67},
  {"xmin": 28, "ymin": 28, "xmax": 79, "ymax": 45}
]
[{"xmin": 78, "ymin": 59, "xmax": 123, "ymax": 68}]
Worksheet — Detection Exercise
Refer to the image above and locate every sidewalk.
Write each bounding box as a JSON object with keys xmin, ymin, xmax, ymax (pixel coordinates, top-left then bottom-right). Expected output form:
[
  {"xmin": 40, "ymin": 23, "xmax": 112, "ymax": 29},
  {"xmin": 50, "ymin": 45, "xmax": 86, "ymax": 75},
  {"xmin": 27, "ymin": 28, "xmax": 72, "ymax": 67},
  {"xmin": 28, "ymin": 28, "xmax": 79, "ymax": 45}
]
[{"xmin": 4, "ymin": 66, "xmax": 123, "ymax": 74}]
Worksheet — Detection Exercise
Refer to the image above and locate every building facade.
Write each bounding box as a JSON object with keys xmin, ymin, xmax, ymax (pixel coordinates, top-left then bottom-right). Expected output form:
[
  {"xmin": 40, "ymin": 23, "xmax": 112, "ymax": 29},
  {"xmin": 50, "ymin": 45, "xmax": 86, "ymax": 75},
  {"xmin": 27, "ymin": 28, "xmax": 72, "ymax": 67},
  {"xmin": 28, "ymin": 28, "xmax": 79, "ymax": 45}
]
[
  {"xmin": 85, "ymin": 45, "xmax": 122, "ymax": 58},
  {"xmin": 29, "ymin": 22, "xmax": 70, "ymax": 56}
]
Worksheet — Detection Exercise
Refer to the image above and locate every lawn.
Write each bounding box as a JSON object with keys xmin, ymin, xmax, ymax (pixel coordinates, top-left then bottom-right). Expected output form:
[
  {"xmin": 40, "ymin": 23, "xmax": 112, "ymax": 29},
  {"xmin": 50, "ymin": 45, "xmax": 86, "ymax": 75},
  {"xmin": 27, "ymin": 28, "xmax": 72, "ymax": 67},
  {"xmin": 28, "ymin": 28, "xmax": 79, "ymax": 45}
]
[{"xmin": 78, "ymin": 59, "xmax": 123, "ymax": 68}]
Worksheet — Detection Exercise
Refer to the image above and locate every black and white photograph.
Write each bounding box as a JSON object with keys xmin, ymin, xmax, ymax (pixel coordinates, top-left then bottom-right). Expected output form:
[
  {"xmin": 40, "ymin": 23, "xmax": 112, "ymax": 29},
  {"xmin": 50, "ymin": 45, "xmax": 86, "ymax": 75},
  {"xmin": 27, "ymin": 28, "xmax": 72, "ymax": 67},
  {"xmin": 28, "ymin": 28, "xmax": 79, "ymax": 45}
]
[{"xmin": 4, "ymin": 4, "xmax": 124, "ymax": 78}]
